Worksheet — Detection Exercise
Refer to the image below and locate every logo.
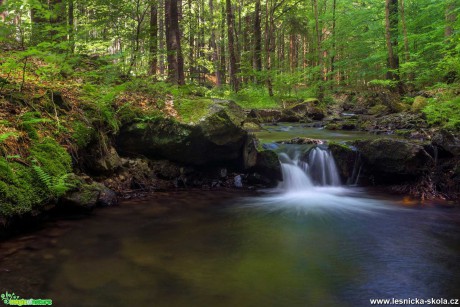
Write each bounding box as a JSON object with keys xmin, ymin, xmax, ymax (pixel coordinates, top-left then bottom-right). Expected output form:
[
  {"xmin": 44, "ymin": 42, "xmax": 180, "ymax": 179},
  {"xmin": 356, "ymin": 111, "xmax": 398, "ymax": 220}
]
[{"xmin": 1, "ymin": 292, "xmax": 52, "ymax": 306}]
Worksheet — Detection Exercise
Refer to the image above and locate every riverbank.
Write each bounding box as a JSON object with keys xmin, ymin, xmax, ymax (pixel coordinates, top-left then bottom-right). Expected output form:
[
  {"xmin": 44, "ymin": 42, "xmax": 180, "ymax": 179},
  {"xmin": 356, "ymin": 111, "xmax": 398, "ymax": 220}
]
[{"xmin": 1, "ymin": 56, "xmax": 460, "ymax": 238}]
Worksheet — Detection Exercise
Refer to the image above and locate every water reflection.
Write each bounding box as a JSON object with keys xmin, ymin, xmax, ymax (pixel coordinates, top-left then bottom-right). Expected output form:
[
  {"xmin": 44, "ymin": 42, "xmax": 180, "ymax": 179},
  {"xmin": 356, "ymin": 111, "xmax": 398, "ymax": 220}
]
[{"xmin": 0, "ymin": 191, "xmax": 459, "ymax": 307}]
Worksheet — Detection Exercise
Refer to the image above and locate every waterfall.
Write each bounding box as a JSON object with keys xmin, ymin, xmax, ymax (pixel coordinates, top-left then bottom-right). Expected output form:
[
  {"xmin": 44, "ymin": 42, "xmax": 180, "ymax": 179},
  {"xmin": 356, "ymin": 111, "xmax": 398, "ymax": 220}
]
[{"xmin": 277, "ymin": 146, "xmax": 341, "ymax": 192}]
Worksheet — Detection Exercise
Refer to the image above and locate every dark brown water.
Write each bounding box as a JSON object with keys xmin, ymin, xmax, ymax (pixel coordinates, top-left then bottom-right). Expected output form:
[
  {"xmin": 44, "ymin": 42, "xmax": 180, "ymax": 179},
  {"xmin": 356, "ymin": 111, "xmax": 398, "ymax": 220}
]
[{"xmin": 1, "ymin": 190, "xmax": 459, "ymax": 307}]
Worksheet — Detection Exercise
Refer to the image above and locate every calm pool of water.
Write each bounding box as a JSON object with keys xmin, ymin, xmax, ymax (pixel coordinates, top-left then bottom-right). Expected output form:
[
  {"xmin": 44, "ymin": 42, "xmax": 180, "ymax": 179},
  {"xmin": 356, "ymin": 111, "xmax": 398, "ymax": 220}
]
[
  {"xmin": 255, "ymin": 123, "xmax": 396, "ymax": 144},
  {"xmin": 1, "ymin": 190, "xmax": 459, "ymax": 307}
]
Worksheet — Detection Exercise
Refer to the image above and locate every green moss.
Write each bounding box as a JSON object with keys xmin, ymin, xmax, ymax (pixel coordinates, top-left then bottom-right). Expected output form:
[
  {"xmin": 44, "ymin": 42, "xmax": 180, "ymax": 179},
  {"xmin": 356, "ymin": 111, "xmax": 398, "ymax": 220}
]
[
  {"xmin": 422, "ymin": 97, "xmax": 460, "ymax": 130},
  {"xmin": 71, "ymin": 121, "xmax": 96, "ymax": 148},
  {"xmin": 368, "ymin": 104, "xmax": 389, "ymax": 116},
  {"xmin": 411, "ymin": 96, "xmax": 428, "ymax": 112},
  {"xmin": 176, "ymin": 98, "xmax": 214, "ymax": 123},
  {"xmin": 0, "ymin": 138, "xmax": 73, "ymax": 216}
]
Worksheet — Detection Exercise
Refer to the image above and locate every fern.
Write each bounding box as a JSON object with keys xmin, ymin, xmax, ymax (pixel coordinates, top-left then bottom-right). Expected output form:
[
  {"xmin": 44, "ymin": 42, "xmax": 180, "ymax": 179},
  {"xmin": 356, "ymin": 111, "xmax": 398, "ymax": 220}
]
[
  {"xmin": 0, "ymin": 132, "xmax": 19, "ymax": 143},
  {"xmin": 32, "ymin": 162, "xmax": 74, "ymax": 198},
  {"xmin": 32, "ymin": 163, "xmax": 52, "ymax": 189}
]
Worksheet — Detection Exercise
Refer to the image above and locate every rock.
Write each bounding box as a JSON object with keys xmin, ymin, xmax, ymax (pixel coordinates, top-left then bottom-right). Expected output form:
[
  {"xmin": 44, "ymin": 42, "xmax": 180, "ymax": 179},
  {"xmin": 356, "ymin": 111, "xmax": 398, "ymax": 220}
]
[
  {"xmin": 329, "ymin": 143, "xmax": 358, "ymax": 181},
  {"xmin": 411, "ymin": 96, "xmax": 428, "ymax": 112},
  {"xmin": 248, "ymin": 109, "xmax": 282, "ymax": 123},
  {"xmin": 432, "ymin": 129, "xmax": 460, "ymax": 157},
  {"xmin": 84, "ymin": 145, "xmax": 122, "ymax": 174},
  {"xmin": 252, "ymin": 150, "xmax": 282, "ymax": 184},
  {"xmin": 117, "ymin": 101, "xmax": 248, "ymax": 166},
  {"xmin": 288, "ymin": 101, "xmax": 326, "ymax": 120},
  {"xmin": 242, "ymin": 120, "xmax": 262, "ymax": 132},
  {"xmin": 234, "ymin": 175, "xmax": 243, "ymax": 188},
  {"xmin": 279, "ymin": 109, "xmax": 301, "ymax": 122},
  {"xmin": 277, "ymin": 137, "xmax": 323, "ymax": 145},
  {"xmin": 243, "ymin": 135, "xmax": 258, "ymax": 169},
  {"xmin": 97, "ymin": 185, "xmax": 118, "ymax": 207},
  {"xmin": 353, "ymin": 138, "xmax": 434, "ymax": 183},
  {"xmin": 61, "ymin": 180, "xmax": 116, "ymax": 210},
  {"xmin": 151, "ymin": 160, "xmax": 181, "ymax": 179}
]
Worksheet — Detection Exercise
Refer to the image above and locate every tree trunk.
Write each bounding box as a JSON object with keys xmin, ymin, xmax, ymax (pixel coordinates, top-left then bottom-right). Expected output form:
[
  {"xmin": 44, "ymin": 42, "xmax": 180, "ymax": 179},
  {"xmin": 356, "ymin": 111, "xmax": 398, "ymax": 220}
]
[
  {"xmin": 265, "ymin": 0, "xmax": 274, "ymax": 97},
  {"xmin": 313, "ymin": 0, "xmax": 324, "ymax": 99},
  {"xmin": 220, "ymin": 2, "xmax": 227, "ymax": 84},
  {"xmin": 253, "ymin": 0, "xmax": 262, "ymax": 82},
  {"xmin": 330, "ymin": 0, "xmax": 336, "ymax": 87},
  {"xmin": 159, "ymin": 0, "xmax": 166, "ymax": 77},
  {"xmin": 165, "ymin": 0, "xmax": 185, "ymax": 84},
  {"xmin": 385, "ymin": 0, "xmax": 400, "ymax": 81},
  {"xmin": 209, "ymin": 0, "xmax": 221, "ymax": 86},
  {"xmin": 226, "ymin": 0, "xmax": 239, "ymax": 91},
  {"xmin": 188, "ymin": 0, "xmax": 195, "ymax": 82},
  {"xmin": 149, "ymin": 1, "xmax": 158, "ymax": 76}
]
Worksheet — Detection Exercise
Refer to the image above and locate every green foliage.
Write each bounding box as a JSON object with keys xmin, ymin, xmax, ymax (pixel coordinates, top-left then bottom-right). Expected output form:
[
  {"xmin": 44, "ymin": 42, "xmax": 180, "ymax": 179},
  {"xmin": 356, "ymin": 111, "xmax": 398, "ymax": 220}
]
[
  {"xmin": 0, "ymin": 138, "xmax": 73, "ymax": 215},
  {"xmin": 0, "ymin": 132, "xmax": 19, "ymax": 143},
  {"xmin": 71, "ymin": 121, "xmax": 95, "ymax": 148},
  {"xmin": 175, "ymin": 98, "xmax": 213, "ymax": 123},
  {"xmin": 368, "ymin": 79, "xmax": 398, "ymax": 89},
  {"xmin": 19, "ymin": 112, "xmax": 52, "ymax": 139},
  {"xmin": 81, "ymin": 84, "xmax": 124, "ymax": 133},
  {"xmin": 423, "ymin": 97, "xmax": 460, "ymax": 130},
  {"xmin": 209, "ymin": 85, "xmax": 280, "ymax": 109},
  {"xmin": 32, "ymin": 162, "xmax": 73, "ymax": 198}
]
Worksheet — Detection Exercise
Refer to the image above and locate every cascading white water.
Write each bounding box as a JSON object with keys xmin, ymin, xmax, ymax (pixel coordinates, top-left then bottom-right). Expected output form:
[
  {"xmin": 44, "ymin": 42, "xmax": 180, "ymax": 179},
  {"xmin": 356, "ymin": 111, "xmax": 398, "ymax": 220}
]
[
  {"xmin": 243, "ymin": 145, "xmax": 391, "ymax": 214},
  {"xmin": 277, "ymin": 146, "xmax": 341, "ymax": 192},
  {"xmin": 307, "ymin": 147, "xmax": 341, "ymax": 186},
  {"xmin": 277, "ymin": 152, "xmax": 314, "ymax": 191}
]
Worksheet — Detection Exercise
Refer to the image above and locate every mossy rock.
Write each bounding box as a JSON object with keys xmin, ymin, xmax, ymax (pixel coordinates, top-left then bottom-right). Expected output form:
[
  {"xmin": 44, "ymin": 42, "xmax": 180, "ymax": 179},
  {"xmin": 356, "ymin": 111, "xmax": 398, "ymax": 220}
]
[
  {"xmin": 117, "ymin": 101, "xmax": 248, "ymax": 166},
  {"xmin": 329, "ymin": 142, "xmax": 358, "ymax": 180},
  {"xmin": 353, "ymin": 138, "xmax": 434, "ymax": 183},
  {"xmin": 368, "ymin": 104, "xmax": 389, "ymax": 116},
  {"xmin": 252, "ymin": 150, "xmax": 282, "ymax": 184},
  {"xmin": 411, "ymin": 96, "xmax": 428, "ymax": 112},
  {"xmin": 60, "ymin": 176, "xmax": 117, "ymax": 210}
]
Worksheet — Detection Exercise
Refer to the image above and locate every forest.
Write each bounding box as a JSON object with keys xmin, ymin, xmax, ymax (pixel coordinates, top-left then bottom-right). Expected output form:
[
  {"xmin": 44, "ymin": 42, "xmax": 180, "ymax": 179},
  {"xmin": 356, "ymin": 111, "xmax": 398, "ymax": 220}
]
[
  {"xmin": 0, "ymin": 0, "xmax": 459, "ymax": 211},
  {"xmin": 1, "ymin": 1, "xmax": 460, "ymax": 306}
]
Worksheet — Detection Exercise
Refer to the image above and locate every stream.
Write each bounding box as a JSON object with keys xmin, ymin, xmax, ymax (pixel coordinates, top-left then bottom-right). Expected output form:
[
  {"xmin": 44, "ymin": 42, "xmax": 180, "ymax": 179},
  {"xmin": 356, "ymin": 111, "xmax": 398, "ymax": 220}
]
[{"xmin": 1, "ymin": 124, "xmax": 459, "ymax": 306}]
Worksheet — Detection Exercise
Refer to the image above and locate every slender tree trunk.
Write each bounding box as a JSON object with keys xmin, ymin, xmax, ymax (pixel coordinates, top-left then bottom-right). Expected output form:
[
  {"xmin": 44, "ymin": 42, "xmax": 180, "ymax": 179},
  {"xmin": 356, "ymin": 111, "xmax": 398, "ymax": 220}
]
[
  {"xmin": 265, "ymin": 0, "xmax": 275, "ymax": 97},
  {"xmin": 149, "ymin": 1, "xmax": 158, "ymax": 76},
  {"xmin": 159, "ymin": 0, "xmax": 166, "ymax": 77},
  {"xmin": 165, "ymin": 0, "xmax": 185, "ymax": 84},
  {"xmin": 313, "ymin": 0, "xmax": 324, "ymax": 99},
  {"xmin": 188, "ymin": 0, "xmax": 194, "ymax": 81},
  {"xmin": 399, "ymin": 0, "xmax": 409, "ymax": 62},
  {"xmin": 330, "ymin": 0, "xmax": 336, "ymax": 87},
  {"xmin": 220, "ymin": 2, "xmax": 227, "ymax": 84},
  {"xmin": 253, "ymin": 0, "xmax": 262, "ymax": 83},
  {"xmin": 384, "ymin": 0, "xmax": 400, "ymax": 81},
  {"xmin": 209, "ymin": 0, "xmax": 221, "ymax": 86},
  {"xmin": 226, "ymin": 0, "xmax": 239, "ymax": 91}
]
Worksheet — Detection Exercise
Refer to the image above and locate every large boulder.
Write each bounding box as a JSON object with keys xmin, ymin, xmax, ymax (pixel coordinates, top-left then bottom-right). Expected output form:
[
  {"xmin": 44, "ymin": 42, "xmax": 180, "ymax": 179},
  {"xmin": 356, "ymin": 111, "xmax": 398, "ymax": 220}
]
[
  {"xmin": 353, "ymin": 139, "xmax": 434, "ymax": 183},
  {"xmin": 289, "ymin": 100, "xmax": 325, "ymax": 120},
  {"xmin": 117, "ymin": 100, "xmax": 248, "ymax": 166},
  {"xmin": 248, "ymin": 109, "xmax": 282, "ymax": 123},
  {"xmin": 432, "ymin": 129, "xmax": 460, "ymax": 157}
]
